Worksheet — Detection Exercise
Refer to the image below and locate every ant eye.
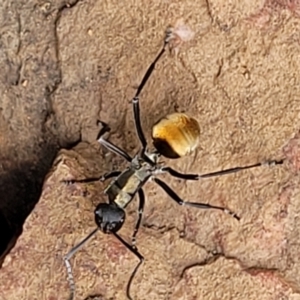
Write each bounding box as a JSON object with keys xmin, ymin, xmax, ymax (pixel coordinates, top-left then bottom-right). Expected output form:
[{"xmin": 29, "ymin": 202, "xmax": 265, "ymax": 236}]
[{"xmin": 109, "ymin": 221, "xmax": 122, "ymax": 231}]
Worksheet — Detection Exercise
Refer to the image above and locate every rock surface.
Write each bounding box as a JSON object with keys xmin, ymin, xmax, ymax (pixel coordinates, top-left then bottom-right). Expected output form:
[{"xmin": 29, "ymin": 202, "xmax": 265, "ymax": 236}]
[{"xmin": 1, "ymin": 0, "xmax": 300, "ymax": 300}]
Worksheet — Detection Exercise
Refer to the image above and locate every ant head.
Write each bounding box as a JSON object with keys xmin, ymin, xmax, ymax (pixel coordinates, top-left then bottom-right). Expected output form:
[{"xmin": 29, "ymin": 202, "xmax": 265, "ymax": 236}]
[{"xmin": 94, "ymin": 203, "xmax": 125, "ymax": 233}]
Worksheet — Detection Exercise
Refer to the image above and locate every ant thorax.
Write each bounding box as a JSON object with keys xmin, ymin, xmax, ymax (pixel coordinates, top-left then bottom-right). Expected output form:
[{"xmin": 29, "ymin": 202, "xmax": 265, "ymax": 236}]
[{"xmin": 130, "ymin": 148, "xmax": 160, "ymax": 170}]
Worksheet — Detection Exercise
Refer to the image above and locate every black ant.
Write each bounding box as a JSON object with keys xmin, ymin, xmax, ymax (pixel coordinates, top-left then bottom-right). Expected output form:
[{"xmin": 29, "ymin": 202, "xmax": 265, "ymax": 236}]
[{"xmin": 63, "ymin": 28, "xmax": 283, "ymax": 300}]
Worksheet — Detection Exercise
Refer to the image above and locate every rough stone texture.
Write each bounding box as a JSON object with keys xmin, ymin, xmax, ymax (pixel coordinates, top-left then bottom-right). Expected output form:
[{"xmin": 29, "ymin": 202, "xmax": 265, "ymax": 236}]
[
  {"xmin": 0, "ymin": 0, "xmax": 102, "ymax": 264},
  {"xmin": 1, "ymin": 0, "xmax": 300, "ymax": 300},
  {"xmin": 0, "ymin": 0, "xmax": 61, "ymax": 263}
]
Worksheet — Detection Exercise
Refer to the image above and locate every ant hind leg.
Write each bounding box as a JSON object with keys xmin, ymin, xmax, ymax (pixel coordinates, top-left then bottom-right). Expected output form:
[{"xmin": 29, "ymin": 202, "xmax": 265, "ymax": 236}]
[
  {"xmin": 160, "ymin": 159, "xmax": 284, "ymax": 181},
  {"xmin": 96, "ymin": 121, "xmax": 133, "ymax": 162},
  {"xmin": 131, "ymin": 29, "xmax": 172, "ymax": 153}
]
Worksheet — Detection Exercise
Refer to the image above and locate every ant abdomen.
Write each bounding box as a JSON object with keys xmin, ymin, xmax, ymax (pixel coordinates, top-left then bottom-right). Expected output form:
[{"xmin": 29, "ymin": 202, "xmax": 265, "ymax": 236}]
[{"xmin": 152, "ymin": 112, "xmax": 200, "ymax": 159}]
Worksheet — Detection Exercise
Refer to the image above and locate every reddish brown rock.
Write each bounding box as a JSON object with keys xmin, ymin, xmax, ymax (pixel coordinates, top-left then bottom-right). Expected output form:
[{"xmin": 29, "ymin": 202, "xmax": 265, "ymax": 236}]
[{"xmin": 1, "ymin": 0, "xmax": 300, "ymax": 300}]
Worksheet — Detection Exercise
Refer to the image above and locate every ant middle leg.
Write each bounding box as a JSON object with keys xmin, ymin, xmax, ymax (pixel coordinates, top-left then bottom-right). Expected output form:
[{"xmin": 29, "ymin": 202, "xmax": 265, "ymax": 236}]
[
  {"xmin": 63, "ymin": 171, "xmax": 122, "ymax": 185},
  {"xmin": 153, "ymin": 177, "xmax": 240, "ymax": 220}
]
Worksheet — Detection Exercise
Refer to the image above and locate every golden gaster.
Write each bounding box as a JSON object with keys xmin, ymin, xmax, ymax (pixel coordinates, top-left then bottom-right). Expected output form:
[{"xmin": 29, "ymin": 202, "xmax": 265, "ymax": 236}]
[{"xmin": 151, "ymin": 112, "xmax": 200, "ymax": 159}]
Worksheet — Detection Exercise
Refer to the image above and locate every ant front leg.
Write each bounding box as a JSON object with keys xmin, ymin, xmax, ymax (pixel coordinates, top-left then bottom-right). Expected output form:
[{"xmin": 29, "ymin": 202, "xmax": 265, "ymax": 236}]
[{"xmin": 131, "ymin": 189, "xmax": 145, "ymax": 248}]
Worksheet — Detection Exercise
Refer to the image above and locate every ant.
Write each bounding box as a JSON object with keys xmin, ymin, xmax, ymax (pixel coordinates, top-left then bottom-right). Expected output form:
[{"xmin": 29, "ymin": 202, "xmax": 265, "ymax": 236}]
[{"xmin": 63, "ymin": 28, "xmax": 283, "ymax": 300}]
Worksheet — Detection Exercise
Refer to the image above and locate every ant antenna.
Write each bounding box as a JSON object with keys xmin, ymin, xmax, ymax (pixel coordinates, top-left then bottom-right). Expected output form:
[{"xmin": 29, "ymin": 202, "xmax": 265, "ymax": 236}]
[
  {"xmin": 64, "ymin": 228, "xmax": 99, "ymax": 300},
  {"xmin": 112, "ymin": 232, "xmax": 144, "ymax": 300},
  {"xmin": 63, "ymin": 227, "xmax": 144, "ymax": 300}
]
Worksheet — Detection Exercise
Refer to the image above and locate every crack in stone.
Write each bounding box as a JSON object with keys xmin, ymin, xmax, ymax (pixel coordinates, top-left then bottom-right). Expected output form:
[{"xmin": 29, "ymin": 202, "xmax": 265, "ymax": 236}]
[
  {"xmin": 178, "ymin": 252, "xmax": 248, "ymax": 281},
  {"xmin": 45, "ymin": 0, "xmax": 82, "ymax": 132},
  {"xmin": 53, "ymin": 0, "xmax": 82, "ymax": 92},
  {"xmin": 205, "ymin": 0, "xmax": 214, "ymax": 25},
  {"xmin": 142, "ymin": 221, "xmax": 219, "ymax": 258}
]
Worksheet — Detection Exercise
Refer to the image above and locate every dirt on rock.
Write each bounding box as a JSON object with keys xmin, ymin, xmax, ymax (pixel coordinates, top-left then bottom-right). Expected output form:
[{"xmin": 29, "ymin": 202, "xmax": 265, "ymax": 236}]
[{"xmin": 1, "ymin": 0, "xmax": 300, "ymax": 300}]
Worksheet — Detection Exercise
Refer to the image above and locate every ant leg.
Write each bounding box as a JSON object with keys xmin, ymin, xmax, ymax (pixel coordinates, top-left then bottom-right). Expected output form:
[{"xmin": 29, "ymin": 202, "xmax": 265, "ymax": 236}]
[
  {"xmin": 131, "ymin": 189, "xmax": 145, "ymax": 247},
  {"xmin": 97, "ymin": 121, "xmax": 132, "ymax": 162},
  {"xmin": 131, "ymin": 29, "xmax": 172, "ymax": 152},
  {"xmin": 153, "ymin": 177, "xmax": 240, "ymax": 220},
  {"xmin": 64, "ymin": 228, "xmax": 99, "ymax": 300},
  {"xmin": 112, "ymin": 232, "xmax": 144, "ymax": 300},
  {"xmin": 160, "ymin": 159, "xmax": 284, "ymax": 181},
  {"xmin": 64, "ymin": 171, "xmax": 121, "ymax": 184},
  {"xmin": 98, "ymin": 137, "xmax": 132, "ymax": 162}
]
